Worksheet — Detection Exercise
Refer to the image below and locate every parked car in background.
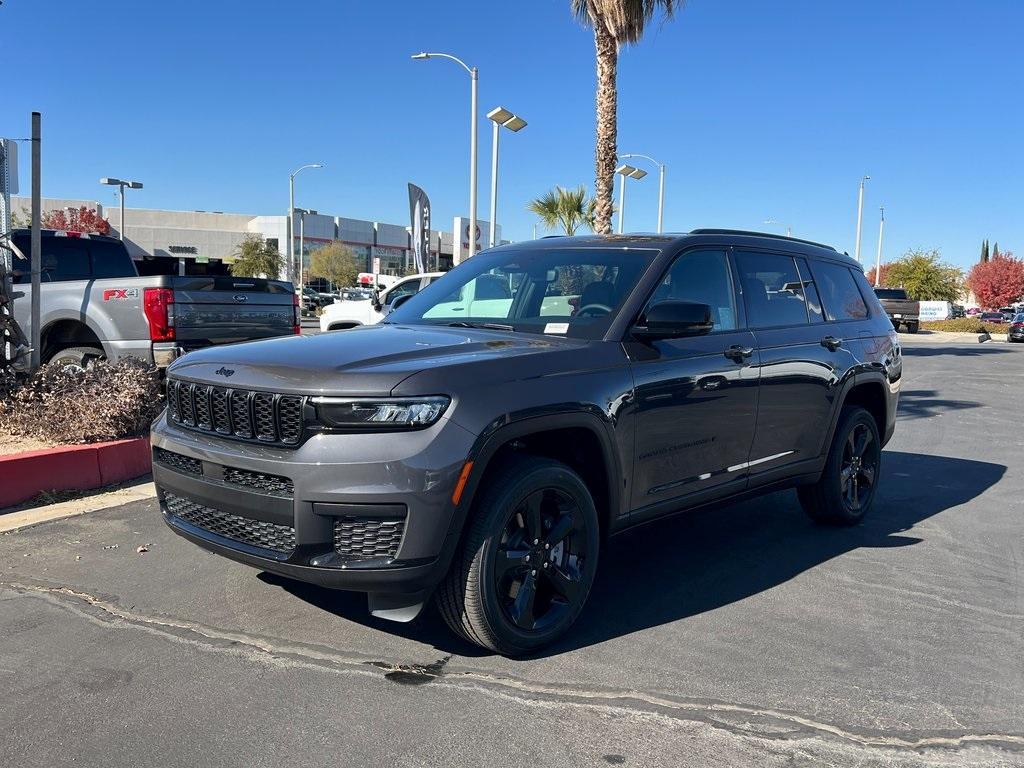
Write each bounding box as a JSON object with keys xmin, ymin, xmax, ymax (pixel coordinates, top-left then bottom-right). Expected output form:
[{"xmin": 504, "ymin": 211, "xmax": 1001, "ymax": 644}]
[
  {"xmin": 999, "ymin": 307, "xmax": 1017, "ymax": 322},
  {"xmin": 873, "ymin": 287, "xmax": 920, "ymax": 333},
  {"xmin": 966, "ymin": 307, "xmax": 982, "ymax": 316},
  {"xmin": 979, "ymin": 311, "xmax": 1006, "ymax": 324},
  {"xmin": 950, "ymin": 305, "xmax": 966, "ymax": 318},
  {"xmin": 152, "ymin": 229, "xmax": 901, "ymax": 654},
  {"xmin": 300, "ymin": 286, "xmax": 334, "ymax": 315},
  {"xmin": 319, "ymin": 272, "xmax": 444, "ymax": 331},
  {"xmin": 1008, "ymin": 314, "xmax": 1024, "ymax": 342},
  {"xmin": 2, "ymin": 228, "xmax": 298, "ymax": 369}
]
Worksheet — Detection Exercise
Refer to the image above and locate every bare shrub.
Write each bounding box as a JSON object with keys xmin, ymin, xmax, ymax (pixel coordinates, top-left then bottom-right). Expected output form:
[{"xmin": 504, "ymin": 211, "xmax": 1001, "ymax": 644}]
[{"xmin": 0, "ymin": 357, "xmax": 163, "ymax": 445}]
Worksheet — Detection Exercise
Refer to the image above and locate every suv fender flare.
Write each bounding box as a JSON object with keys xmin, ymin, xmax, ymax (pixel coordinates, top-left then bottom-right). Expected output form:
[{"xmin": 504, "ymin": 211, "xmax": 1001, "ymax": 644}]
[
  {"xmin": 820, "ymin": 370, "xmax": 891, "ymax": 461},
  {"xmin": 40, "ymin": 315, "xmax": 111, "ymax": 360},
  {"xmin": 434, "ymin": 410, "xmax": 624, "ymax": 577}
]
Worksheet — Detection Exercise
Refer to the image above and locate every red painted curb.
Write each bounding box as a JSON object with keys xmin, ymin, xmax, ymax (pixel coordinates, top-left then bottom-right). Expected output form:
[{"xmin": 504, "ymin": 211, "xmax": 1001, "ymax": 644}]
[{"xmin": 0, "ymin": 437, "xmax": 151, "ymax": 509}]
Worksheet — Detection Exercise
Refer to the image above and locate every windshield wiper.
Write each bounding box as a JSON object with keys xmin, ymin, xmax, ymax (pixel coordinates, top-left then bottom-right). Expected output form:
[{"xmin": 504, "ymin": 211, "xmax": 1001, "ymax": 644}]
[{"xmin": 447, "ymin": 321, "xmax": 516, "ymax": 332}]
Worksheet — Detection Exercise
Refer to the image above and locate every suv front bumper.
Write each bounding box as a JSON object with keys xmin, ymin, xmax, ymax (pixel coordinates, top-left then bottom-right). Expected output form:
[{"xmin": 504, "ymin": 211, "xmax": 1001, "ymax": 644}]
[{"xmin": 150, "ymin": 412, "xmax": 476, "ymax": 602}]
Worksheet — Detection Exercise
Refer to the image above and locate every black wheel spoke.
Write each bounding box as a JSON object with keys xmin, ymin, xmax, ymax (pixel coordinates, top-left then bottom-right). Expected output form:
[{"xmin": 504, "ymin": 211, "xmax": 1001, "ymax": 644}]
[
  {"xmin": 494, "ymin": 546, "xmax": 527, "ymax": 580},
  {"xmin": 521, "ymin": 492, "xmax": 544, "ymax": 543},
  {"xmin": 544, "ymin": 511, "xmax": 575, "ymax": 547},
  {"xmin": 859, "ymin": 464, "xmax": 876, "ymax": 487},
  {"xmin": 509, "ymin": 574, "xmax": 537, "ymax": 629},
  {"xmin": 854, "ymin": 428, "xmax": 871, "ymax": 458},
  {"xmin": 545, "ymin": 563, "xmax": 581, "ymax": 604}
]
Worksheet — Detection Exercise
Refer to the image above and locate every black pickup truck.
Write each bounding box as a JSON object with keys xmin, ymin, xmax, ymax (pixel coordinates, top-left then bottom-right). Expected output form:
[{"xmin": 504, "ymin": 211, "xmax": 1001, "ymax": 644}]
[{"xmin": 873, "ymin": 287, "xmax": 920, "ymax": 333}]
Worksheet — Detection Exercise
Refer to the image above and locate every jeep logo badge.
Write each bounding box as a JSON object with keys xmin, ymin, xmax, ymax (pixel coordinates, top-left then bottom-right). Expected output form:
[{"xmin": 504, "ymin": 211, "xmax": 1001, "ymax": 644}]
[
  {"xmin": 233, "ymin": 294, "xmax": 248, "ymax": 302},
  {"xmin": 214, "ymin": 367, "xmax": 235, "ymax": 378}
]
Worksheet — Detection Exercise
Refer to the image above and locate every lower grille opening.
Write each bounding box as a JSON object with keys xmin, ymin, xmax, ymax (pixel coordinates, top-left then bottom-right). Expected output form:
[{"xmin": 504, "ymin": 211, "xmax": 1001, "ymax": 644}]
[
  {"xmin": 333, "ymin": 517, "xmax": 406, "ymax": 562},
  {"xmin": 164, "ymin": 492, "xmax": 296, "ymax": 555}
]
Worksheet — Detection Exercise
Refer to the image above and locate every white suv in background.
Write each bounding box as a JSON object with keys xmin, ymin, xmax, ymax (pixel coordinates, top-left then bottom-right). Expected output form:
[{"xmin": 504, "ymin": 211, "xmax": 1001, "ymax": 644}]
[{"xmin": 319, "ymin": 272, "xmax": 444, "ymax": 331}]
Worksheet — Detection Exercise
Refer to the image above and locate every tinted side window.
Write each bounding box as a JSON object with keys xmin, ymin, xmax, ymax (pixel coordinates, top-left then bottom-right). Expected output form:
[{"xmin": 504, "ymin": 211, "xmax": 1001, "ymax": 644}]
[
  {"xmin": 385, "ymin": 279, "xmax": 422, "ymax": 304},
  {"xmin": 47, "ymin": 244, "xmax": 91, "ymax": 281},
  {"xmin": 813, "ymin": 261, "xmax": 869, "ymax": 321},
  {"xmin": 89, "ymin": 241, "xmax": 138, "ymax": 279},
  {"xmin": 735, "ymin": 252, "xmax": 809, "ymax": 329},
  {"xmin": 644, "ymin": 250, "xmax": 736, "ymax": 331},
  {"xmin": 794, "ymin": 257, "xmax": 824, "ymax": 324}
]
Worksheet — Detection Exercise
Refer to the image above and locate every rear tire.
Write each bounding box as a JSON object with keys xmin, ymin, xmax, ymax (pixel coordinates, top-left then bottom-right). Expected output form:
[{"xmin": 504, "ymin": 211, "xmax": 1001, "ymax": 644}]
[
  {"xmin": 46, "ymin": 346, "xmax": 104, "ymax": 371},
  {"xmin": 437, "ymin": 455, "xmax": 600, "ymax": 656},
  {"xmin": 906, "ymin": 322, "xmax": 919, "ymax": 334},
  {"xmin": 798, "ymin": 406, "xmax": 881, "ymax": 526}
]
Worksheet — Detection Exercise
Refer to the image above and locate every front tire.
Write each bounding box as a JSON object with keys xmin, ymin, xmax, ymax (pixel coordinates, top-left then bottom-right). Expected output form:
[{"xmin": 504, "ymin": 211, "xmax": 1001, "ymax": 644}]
[
  {"xmin": 798, "ymin": 406, "xmax": 881, "ymax": 526},
  {"xmin": 437, "ymin": 455, "xmax": 600, "ymax": 656}
]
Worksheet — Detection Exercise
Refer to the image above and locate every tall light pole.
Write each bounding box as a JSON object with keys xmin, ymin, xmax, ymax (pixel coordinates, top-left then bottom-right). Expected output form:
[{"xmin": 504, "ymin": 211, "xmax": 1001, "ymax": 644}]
[
  {"xmin": 615, "ymin": 164, "xmax": 647, "ymax": 234},
  {"xmin": 412, "ymin": 52, "xmax": 478, "ymax": 259},
  {"xmin": 763, "ymin": 218, "xmax": 793, "ymax": 237},
  {"xmin": 288, "ymin": 163, "xmax": 323, "ymax": 283},
  {"xmin": 620, "ymin": 153, "xmax": 665, "ymax": 233},
  {"xmin": 874, "ymin": 206, "xmax": 885, "ymax": 287},
  {"xmin": 295, "ymin": 207, "xmax": 315, "ymax": 301},
  {"xmin": 854, "ymin": 174, "xmax": 870, "ymax": 262},
  {"xmin": 100, "ymin": 177, "xmax": 143, "ymax": 241},
  {"xmin": 486, "ymin": 106, "xmax": 527, "ymax": 248}
]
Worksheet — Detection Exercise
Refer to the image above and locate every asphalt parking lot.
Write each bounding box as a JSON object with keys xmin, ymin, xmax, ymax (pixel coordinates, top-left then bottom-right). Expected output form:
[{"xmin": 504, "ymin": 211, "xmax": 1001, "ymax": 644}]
[{"xmin": 2, "ymin": 339, "xmax": 1023, "ymax": 767}]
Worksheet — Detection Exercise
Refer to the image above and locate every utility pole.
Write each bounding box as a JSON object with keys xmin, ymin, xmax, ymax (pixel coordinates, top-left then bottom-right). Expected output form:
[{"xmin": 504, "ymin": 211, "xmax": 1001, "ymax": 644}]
[
  {"xmin": 854, "ymin": 175, "xmax": 870, "ymax": 262},
  {"xmin": 30, "ymin": 112, "xmax": 41, "ymax": 370},
  {"xmin": 874, "ymin": 207, "xmax": 885, "ymax": 287}
]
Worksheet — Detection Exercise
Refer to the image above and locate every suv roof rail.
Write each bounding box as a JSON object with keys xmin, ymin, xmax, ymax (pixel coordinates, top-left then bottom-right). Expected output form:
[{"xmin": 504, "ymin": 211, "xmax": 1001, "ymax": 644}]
[{"xmin": 688, "ymin": 228, "xmax": 837, "ymax": 252}]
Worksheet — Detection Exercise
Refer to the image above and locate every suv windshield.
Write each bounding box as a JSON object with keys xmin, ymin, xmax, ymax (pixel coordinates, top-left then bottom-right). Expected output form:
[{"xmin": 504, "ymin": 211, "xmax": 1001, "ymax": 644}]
[{"xmin": 386, "ymin": 247, "xmax": 661, "ymax": 338}]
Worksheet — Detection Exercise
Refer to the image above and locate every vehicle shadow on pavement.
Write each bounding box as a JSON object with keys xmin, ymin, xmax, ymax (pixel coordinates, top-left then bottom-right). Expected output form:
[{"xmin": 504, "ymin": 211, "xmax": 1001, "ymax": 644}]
[
  {"xmin": 900, "ymin": 345, "xmax": 1016, "ymax": 357},
  {"xmin": 260, "ymin": 451, "xmax": 1005, "ymax": 659},
  {"xmin": 897, "ymin": 389, "xmax": 982, "ymax": 420}
]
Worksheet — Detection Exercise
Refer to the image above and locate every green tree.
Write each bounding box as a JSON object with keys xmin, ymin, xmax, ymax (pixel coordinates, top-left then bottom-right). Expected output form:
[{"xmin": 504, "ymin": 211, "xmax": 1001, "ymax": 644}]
[
  {"xmin": 981, "ymin": 239, "xmax": 989, "ymax": 263},
  {"xmin": 527, "ymin": 185, "xmax": 598, "ymax": 235},
  {"xmin": 993, "ymin": 242, "xmax": 1001, "ymax": 259},
  {"xmin": 571, "ymin": 0, "xmax": 683, "ymax": 234},
  {"xmin": 229, "ymin": 234, "xmax": 284, "ymax": 279},
  {"xmin": 886, "ymin": 249, "xmax": 963, "ymax": 302},
  {"xmin": 308, "ymin": 241, "xmax": 360, "ymax": 289}
]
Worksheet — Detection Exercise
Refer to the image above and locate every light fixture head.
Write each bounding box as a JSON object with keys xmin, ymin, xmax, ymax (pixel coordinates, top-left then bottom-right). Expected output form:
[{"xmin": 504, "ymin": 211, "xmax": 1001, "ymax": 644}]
[
  {"xmin": 628, "ymin": 168, "xmax": 647, "ymax": 180},
  {"xmin": 615, "ymin": 164, "xmax": 637, "ymax": 176},
  {"xmin": 411, "ymin": 52, "xmax": 430, "ymax": 60},
  {"xmin": 504, "ymin": 116, "xmax": 527, "ymax": 132},
  {"xmin": 487, "ymin": 106, "xmax": 514, "ymax": 124},
  {"xmin": 126, "ymin": 181, "xmax": 143, "ymax": 189},
  {"xmin": 100, "ymin": 177, "xmax": 123, "ymax": 186}
]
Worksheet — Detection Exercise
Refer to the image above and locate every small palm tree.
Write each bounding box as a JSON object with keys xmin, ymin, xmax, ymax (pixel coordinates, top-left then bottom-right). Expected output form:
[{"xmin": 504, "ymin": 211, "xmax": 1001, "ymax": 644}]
[
  {"xmin": 571, "ymin": 0, "xmax": 682, "ymax": 233},
  {"xmin": 527, "ymin": 185, "xmax": 598, "ymax": 236}
]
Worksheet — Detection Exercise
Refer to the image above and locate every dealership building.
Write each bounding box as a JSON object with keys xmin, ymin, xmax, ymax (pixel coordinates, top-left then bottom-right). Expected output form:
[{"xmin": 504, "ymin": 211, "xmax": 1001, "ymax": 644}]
[{"xmin": 11, "ymin": 197, "xmax": 501, "ymax": 286}]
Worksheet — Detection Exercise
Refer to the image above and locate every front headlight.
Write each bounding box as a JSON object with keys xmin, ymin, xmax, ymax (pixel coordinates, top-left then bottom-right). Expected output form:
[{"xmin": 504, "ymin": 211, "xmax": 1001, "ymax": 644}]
[{"xmin": 311, "ymin": 396, "xmax": 450, "ymax": 431}]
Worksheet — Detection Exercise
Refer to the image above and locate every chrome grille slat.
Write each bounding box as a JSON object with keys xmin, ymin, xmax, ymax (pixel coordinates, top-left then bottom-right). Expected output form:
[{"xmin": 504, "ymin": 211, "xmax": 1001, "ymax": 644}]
[{"xmin": 165, "ymin": 378, "xmax": 304, "ymax": 446}]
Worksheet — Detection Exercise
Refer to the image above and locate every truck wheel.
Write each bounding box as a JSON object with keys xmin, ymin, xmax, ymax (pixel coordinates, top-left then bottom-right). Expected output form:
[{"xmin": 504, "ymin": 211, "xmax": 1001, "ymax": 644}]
[
  {"xmin": 47, "ymin": 346, "xmax": 105, "ymax": 371},
  {"xmin": 906, "ymin": 322, "xmax": 919, "ymax": 334},
  {"xmin": 798, "ymin": 406, "xmax": 881, "ymax": 526},
  {"xmin": 437, "ymin": 455, "xmax": 600, "ymax": 656}
]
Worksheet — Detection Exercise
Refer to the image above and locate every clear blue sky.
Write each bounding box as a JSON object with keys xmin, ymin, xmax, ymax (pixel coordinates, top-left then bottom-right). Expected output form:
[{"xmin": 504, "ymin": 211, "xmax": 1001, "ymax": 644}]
[{"xmin": 3, "ymin": 0, "xmax": 1020, "ymax": 268}]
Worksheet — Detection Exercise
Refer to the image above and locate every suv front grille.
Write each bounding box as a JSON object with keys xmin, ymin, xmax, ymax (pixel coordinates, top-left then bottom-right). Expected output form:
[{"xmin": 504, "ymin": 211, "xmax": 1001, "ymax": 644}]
[
  {"xmin": 333, "ymin": 517, "xmax": 406, "ymax": 562},
  {"xmin": 164, "ymin": 492, "xmax": 296, "ymax": 554},
  {"xmin": 166, "ymin": 379, "xmax": 304, "ymax": 446},
  {"xmin": 153, "ymin": 447, "xmax": 294, "ymax": 498}
]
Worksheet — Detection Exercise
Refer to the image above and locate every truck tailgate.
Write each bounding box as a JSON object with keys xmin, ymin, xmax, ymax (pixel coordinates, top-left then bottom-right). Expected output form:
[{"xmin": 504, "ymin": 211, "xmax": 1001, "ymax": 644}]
[{"xmin": 171, "ymin": 277, "xmax": 295, "ymax": 344}]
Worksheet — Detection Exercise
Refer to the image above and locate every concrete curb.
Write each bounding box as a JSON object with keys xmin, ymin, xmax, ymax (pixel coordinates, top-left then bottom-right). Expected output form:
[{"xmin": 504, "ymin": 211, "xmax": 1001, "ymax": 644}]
[
  {"xmin": 0, "ymin": 437, "xmax": 151, "ymax": 509},
  {"xmin": 0, "ymin": 479, "xmax": 156, "ymax": 533}
]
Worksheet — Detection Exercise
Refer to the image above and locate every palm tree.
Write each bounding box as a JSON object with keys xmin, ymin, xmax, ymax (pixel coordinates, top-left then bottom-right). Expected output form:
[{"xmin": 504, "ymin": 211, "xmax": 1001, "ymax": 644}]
[
  {"xmin": 571, "ymin": 0, "xmax": 682, "ymax": 233},
  {"xmin": 527, "ymin": 185, "xmax": 597, "ymax": 235}
]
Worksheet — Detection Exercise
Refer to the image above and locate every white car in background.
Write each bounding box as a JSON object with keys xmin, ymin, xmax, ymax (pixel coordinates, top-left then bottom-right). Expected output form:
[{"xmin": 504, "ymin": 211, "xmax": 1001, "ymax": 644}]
[{"xmin": 319, "ymin": 272, "xmax": 444, "ymax": 331}]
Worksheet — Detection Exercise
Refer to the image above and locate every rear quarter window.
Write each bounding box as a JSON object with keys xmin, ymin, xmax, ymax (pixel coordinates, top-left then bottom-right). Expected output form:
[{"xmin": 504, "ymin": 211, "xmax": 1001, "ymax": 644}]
[{"xmin": 812, "ymin": 261, "xmax": 869, "ymax": 321}]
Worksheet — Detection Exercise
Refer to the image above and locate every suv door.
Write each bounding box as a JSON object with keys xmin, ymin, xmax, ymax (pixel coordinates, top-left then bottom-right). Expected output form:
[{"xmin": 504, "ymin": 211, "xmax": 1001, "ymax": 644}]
[
  {"xmin": 735, "ymin": 251, "xmax": 861, "ymax": 480},
  {"xmin": 625, "ymin": 248, "xmax": 759, "ymax": 515}
]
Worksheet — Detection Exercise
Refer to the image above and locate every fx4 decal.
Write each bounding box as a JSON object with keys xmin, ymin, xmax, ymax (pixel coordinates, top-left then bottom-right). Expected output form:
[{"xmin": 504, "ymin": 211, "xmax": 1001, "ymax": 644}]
[{"xmin": 102, "ymin": 288, "xmax": 140, "ymax": 301}]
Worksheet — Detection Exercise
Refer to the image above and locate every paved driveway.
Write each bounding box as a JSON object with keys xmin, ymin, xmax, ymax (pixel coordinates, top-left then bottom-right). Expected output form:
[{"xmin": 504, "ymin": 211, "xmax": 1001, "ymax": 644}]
[{"xmin": 2, "ymin": 340, "xmax": 1022, "ymax": 766}]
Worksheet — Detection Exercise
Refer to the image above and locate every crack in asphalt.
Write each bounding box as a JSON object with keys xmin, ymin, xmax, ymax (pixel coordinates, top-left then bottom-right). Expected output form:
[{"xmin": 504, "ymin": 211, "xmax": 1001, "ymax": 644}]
[{"xmin": 4, "ymin": 580, "xmax": 1024, "ymax": 757}]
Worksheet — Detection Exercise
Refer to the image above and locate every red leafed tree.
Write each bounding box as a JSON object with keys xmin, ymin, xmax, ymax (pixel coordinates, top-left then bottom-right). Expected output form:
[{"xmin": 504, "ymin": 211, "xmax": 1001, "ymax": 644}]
[
  {"xmin": 967, "ymin": 252, "xmax": 1024, "ymax": 308},
  {"xmin": 41, "ymin": 206, "xmax": 112, "ymax": 235},
  {"xmin": 865, "ymin": 262, "xmax": 893, "ymax": 287}
]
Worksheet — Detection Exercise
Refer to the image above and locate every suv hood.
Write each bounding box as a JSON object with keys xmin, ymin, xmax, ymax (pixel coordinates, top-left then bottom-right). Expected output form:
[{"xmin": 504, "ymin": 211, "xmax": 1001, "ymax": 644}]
[{"xmin": 167, "ymin": 323, "xmax": 586, "ymax": 395}]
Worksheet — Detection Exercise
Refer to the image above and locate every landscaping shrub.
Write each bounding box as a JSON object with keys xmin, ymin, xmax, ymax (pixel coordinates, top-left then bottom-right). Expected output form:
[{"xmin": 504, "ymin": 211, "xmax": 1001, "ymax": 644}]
[
  {"xmin": 921, "ymin": 319, "xmax": 1006, "ymax": 334},
  {"xmin": 0, "ymin": 357, "xmax": 163, "ymax": 445}
]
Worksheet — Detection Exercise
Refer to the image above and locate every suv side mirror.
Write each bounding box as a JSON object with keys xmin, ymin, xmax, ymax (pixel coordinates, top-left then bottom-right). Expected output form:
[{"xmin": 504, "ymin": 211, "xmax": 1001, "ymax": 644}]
[
  {"xmin": 371, "ymin": 289, "xmax": 383, "ymax": 312},
  {"xmin": 633, "ymin": 301, "xmax": 714, "ymax": 340},
  {"xmin": 389, "ymin": 293, "xmax": 414, "ymax": 313}
]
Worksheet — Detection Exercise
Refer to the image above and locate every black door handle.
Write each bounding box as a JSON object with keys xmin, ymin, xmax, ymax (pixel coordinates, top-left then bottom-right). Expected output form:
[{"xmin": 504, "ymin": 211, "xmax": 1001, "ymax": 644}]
[
  {"xmin": 724, "ymin": 344, "xmax": 753, "ymax": 362},
  {"xmin": 821, "ymin": 335, "xmax": 843, "ymax": 351}
]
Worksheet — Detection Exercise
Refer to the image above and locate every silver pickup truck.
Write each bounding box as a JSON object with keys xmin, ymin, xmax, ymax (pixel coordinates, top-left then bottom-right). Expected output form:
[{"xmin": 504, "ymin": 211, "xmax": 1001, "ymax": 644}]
[{"xmin": 3, "ymin": 229, "xmax": 298, "ymax": 368}]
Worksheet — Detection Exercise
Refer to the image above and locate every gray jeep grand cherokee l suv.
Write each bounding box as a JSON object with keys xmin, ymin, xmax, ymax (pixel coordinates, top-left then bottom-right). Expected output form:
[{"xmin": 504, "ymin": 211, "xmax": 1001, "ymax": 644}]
[{"xmin": 152, "ymin": 230, "xmax": 901, "ymax": 655}]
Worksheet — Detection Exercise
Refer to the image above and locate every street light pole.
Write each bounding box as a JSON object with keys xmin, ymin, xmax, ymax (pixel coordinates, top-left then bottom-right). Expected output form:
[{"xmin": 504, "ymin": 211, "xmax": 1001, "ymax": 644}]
[
  {"xmin": 288, "ymin": 163, "xmax": 323, "ymax": 282},
  {"xmin": 874, "ymin": 206, "xmax": 885, "ymax": 287},
  {"xmin": 412, "ymin": 52, "xmax": 478, "ymax": 260},
  {"xmin": 100, "ymin": 177, "xmax": 143, "ymax": 241},
  {"xmin": 854, "ymin": 174, "xmax": 870, "ymax": 262},
  {"xmin": 620, "ymin": 153, "xmax": 666, "ymax": 233},
  {"xmin": 615, "ymin": 164, "xmax": 646, "ymax": 234},
  {"xmin": 486, "ymin": 106, "xmax": 527, "ymax": 248}
]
